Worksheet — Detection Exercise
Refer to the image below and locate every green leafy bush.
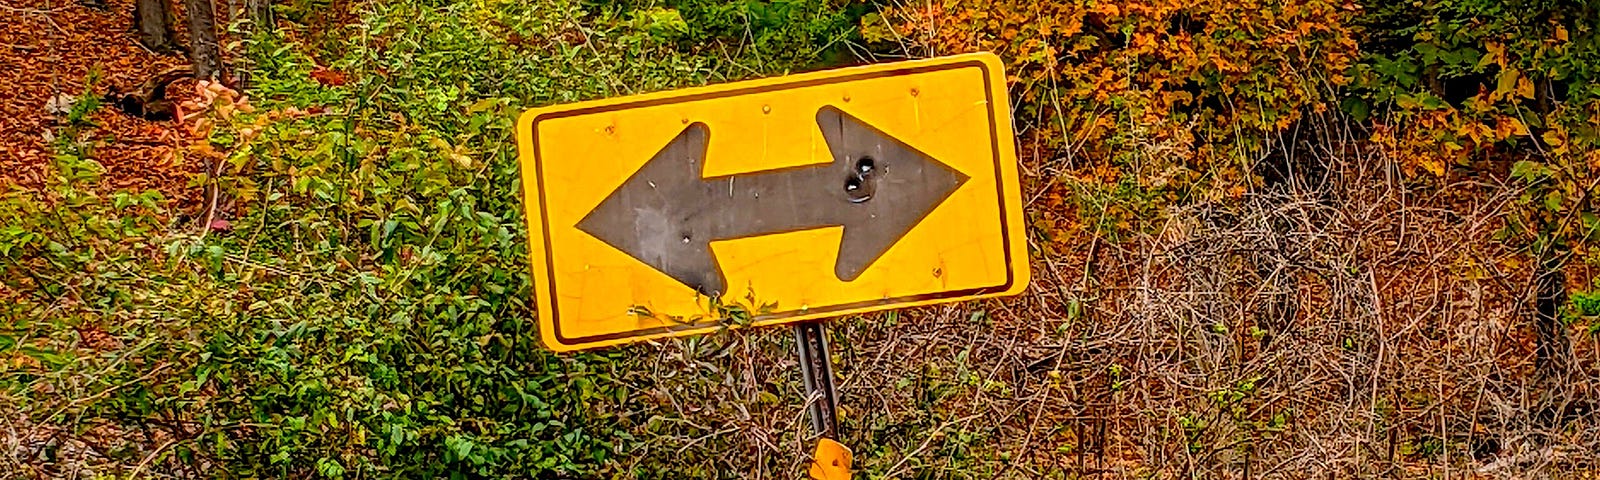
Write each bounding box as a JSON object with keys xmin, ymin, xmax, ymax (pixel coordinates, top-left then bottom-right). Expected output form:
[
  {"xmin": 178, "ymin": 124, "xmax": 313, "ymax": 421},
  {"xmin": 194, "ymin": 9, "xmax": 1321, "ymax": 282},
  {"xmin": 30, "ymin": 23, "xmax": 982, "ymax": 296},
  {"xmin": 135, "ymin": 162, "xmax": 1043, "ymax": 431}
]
[
  {"xmin": 2, "ymin": 0, "xmax": 879, "ymax": 476},
  {"xmin": 630, "ymin": 0, "xmax": 872, "ymax": 71}
]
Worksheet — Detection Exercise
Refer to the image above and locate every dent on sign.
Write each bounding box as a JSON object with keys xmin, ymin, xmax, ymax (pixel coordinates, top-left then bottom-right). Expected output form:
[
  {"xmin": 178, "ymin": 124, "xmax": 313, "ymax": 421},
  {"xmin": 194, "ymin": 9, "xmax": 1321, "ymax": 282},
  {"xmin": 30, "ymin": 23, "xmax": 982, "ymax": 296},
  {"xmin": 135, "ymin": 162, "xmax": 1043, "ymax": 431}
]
[{"xmin": 515, "ymin": 52, "xmax": 1029, "ymax": 352}]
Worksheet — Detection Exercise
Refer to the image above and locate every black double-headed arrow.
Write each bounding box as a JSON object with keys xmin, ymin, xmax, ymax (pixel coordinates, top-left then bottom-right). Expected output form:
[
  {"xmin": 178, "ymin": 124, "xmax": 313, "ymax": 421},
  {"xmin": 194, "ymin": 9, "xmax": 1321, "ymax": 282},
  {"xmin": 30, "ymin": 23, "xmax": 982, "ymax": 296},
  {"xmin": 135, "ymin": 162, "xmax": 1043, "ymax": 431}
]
[{"xmin": 577, "ymin": 106, "xmax": 969, "ymax": 297}]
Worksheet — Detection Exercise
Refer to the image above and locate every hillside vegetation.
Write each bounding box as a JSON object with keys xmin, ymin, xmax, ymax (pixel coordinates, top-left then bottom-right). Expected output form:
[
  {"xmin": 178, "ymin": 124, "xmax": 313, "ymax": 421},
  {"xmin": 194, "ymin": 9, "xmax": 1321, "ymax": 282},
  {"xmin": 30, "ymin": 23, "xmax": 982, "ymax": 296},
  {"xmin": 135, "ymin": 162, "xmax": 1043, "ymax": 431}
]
[{"xmin": 1, "ymin": 0, "xmax": 1598, "ymax": 477}]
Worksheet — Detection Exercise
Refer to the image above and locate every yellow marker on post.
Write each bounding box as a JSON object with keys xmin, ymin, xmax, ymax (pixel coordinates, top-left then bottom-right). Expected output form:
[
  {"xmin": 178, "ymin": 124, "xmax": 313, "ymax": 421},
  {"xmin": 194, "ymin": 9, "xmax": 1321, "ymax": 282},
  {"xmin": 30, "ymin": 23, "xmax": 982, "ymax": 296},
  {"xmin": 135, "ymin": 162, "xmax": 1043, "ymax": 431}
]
[{"xmin": 810, "ymin": 438, "xmax": 853, "ymax": 480}]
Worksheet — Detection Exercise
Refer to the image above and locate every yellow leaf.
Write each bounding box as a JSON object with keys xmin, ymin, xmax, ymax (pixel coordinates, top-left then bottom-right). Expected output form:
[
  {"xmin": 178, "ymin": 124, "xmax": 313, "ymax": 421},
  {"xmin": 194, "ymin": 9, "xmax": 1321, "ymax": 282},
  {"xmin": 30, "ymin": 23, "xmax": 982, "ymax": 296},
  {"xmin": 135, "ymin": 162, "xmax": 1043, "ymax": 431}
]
[
  {"xmin": 1495, "ymin": 68, "xmax": 1520, "ymax": 102},
  {"xmin": 1556, "ymin": 25, "xmax": 1569, "ymax": 42},
  {"xmin": 1542, "ymin": 129, "xmax": 1565, "ymax": 148},
  {"xmin": 1395, "ymin": 94, "xmax": 1419, "ymax": 109},
  {"xmin": 1484, "ymin": 42, "xmax": 1505, "ymax": 64},
  {"xmin": 1506, "ymin": 116, "xmax": 1529, "ymax": 136},
  {"xmin": 1419, "ymin": 157, "xmax": 1446, "ymax": 177},
  {"xmin": 1517, "ymin": 76, "xmax": 1535, "ymax": 99},
  {"xmin": 1545, "ymin": 132, "xmax": 1570, "ymax": 156},
  {"xmin": 465, "ymin": 97, "xmax": 500, "ymax": 114}
]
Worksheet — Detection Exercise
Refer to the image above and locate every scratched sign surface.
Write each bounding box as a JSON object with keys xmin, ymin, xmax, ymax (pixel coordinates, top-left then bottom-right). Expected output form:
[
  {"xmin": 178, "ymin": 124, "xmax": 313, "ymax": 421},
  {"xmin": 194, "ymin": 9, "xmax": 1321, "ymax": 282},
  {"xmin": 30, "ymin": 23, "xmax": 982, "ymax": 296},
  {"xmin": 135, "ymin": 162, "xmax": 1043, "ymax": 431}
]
[{"xmin": 516, "ymin": 53, "xmax": 1028, "ymax": 351}]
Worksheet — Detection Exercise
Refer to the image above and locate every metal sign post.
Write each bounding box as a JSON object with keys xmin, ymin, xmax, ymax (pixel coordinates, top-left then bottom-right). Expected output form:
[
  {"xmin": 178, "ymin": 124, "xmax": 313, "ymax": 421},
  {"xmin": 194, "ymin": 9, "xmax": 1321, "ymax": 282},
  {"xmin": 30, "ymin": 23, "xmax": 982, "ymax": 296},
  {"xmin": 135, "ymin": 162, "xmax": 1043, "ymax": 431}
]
[
  {"xmin": 796, "ymin": 321, "xmax": 840, "ymax": 438},
  {"xmin": 795, "ymin": 321, "xmax": 851, "ymax": 479}
]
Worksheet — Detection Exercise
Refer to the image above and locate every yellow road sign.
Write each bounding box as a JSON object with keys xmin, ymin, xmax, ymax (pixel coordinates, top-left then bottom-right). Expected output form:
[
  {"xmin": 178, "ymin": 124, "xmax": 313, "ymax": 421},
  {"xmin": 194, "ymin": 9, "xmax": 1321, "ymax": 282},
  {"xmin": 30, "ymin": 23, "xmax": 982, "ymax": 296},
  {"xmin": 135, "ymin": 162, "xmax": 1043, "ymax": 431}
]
[{"xmin": 516, "ymin": 53, "xmax": 1028, "ymax": 352}]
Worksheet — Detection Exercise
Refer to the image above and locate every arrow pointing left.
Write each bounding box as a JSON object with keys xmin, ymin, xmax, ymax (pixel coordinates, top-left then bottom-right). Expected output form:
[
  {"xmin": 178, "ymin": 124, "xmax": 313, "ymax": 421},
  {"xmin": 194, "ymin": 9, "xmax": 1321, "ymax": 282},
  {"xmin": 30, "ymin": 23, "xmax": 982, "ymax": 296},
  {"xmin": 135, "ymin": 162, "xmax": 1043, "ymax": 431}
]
[{"xmin": 576, "ymin": 107, "xmax": 969, "ymax": 297}]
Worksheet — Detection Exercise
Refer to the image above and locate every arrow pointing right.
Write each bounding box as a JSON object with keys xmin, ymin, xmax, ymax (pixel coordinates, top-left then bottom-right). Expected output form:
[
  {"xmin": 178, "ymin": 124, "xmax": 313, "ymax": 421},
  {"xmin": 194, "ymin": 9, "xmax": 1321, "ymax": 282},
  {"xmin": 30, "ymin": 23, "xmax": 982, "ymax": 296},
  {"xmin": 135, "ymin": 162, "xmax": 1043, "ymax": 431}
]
[{"xmin": 577, "ymin": 106, "xmax": 968, "ymax": 297}]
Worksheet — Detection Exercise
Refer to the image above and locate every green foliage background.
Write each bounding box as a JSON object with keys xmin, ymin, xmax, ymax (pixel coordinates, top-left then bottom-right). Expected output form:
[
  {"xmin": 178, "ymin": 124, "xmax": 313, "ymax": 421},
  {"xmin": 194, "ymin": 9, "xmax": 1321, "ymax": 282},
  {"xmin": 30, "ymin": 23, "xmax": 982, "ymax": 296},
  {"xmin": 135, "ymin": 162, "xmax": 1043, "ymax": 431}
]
[{"xmin": 3, "ymin": 0, "xmax": 873, "ymax": 477}]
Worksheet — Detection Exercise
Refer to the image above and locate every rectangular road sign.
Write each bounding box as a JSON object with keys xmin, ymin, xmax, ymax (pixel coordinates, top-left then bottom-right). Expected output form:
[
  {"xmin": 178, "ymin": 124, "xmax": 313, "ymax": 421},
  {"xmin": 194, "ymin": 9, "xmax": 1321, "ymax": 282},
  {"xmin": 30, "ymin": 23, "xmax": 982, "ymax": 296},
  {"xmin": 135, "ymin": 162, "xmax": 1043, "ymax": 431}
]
[{"xmin": 516, "ymin": 53, "xmax": 1028, "ymax": 352}]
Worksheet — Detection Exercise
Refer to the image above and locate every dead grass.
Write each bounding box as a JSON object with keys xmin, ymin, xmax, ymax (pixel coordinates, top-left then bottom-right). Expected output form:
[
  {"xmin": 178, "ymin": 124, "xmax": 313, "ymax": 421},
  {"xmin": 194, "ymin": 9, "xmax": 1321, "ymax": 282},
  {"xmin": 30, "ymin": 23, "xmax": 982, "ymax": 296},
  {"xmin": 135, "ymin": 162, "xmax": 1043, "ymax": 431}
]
[
  {"xmin": 0, "ymin": 0, "xmax": 201, "ymax": 209},
  {"xmin": 811, "ymin": 114, "xmax": 1600, "ymax": 477},
  {"xmin": 602, "ymin": 118, "xmax": 1599, "ymax": 477}
]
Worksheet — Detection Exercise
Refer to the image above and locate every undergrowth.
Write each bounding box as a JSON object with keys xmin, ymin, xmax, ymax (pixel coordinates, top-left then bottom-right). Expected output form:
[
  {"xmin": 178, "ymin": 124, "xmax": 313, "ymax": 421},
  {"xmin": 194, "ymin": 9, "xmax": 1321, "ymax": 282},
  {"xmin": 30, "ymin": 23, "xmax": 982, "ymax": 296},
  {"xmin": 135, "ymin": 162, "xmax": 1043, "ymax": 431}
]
[{"xmin": 2, "ymin": 0, "xmax": 874, "ymax": 477}]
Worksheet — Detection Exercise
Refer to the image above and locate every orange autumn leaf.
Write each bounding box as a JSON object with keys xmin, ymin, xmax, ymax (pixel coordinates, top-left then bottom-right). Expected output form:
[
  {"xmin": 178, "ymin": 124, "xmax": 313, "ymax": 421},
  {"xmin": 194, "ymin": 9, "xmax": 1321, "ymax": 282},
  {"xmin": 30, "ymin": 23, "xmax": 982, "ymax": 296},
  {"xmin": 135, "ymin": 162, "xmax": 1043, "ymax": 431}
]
[{"xmin": 310, "ymin": 66, "xmax": 349, "ymax": 86}]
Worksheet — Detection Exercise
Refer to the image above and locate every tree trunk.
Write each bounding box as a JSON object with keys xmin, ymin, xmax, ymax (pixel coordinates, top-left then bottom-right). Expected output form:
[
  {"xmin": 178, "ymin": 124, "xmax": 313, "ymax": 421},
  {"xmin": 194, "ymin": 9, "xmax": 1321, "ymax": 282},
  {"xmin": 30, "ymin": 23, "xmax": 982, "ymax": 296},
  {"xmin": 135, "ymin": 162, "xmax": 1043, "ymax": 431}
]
[
  {"xmin": 244, "ymin": 0, "xmax": 272, "ymax": 29},
  {"xmin": 134, "ymin": 0, "xmax": 176, "ymax": 52},
  {"xmin": 1531, "ymin": 248, "xmax": 1582, "ymax": 427},
  {"xmin": 235, "ymin": 0, "xmax": 272, "ymax": 90},
  {"xmin": 185, "ymin": 0, "xmax": 223, "ymax": 81},
  {"xmin": 1534, "ymin": 251, "xmax": 1571, "ymax": 380}
]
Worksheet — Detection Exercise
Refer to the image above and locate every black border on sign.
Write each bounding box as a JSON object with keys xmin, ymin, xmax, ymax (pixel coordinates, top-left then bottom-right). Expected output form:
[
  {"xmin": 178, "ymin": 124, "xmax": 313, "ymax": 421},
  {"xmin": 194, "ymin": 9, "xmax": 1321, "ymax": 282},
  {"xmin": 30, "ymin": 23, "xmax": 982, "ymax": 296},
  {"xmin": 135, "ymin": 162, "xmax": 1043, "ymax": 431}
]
[{"xmin": 530, "ymin": 59, "xmax": 1013, "ymax": 346}]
